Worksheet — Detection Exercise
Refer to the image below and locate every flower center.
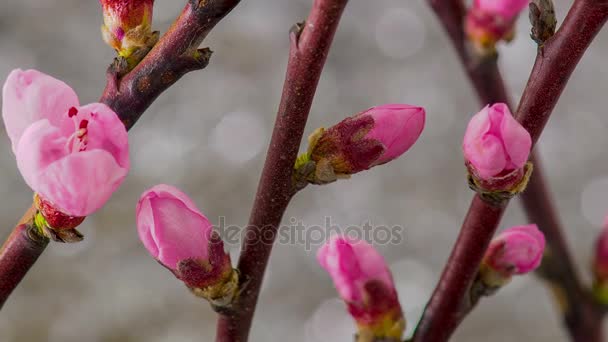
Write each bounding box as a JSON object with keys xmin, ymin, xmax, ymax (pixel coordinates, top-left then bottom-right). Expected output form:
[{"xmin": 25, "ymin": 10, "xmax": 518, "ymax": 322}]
[{"xmin": 66, "ymin": 107, "xmax": 89, "ymax": 153}]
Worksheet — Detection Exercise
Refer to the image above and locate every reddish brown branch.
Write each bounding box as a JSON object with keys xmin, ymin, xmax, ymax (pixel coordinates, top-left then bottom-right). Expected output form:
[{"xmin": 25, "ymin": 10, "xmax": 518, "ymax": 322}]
[
  {"xmin": 413, "ymin": 0, "xmax": 608, "ymax": 341},
  {"xmin": 0, "ymin": 205, "xmax": 46, "ymax": 309},
  {"xmin": 215, "ymin": 1, "xmax": 349, "ymax": 341},
  {"xmin": 100, "ymin": 0, "xmax": 241, "ymax": 129},
  {"xmin": 0, "ymin": 0, "xmax": 240, "ymax": 310},
  {"xmin": 423, "ymin": 0, "xmax": 603, "ymax": 339}
]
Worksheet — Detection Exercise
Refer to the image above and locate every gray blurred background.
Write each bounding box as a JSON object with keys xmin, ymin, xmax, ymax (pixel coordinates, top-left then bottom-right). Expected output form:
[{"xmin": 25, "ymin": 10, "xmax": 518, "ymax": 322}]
[{"xmin": 0, "ymin": 0, "xmax": 607, "ymax": 341}]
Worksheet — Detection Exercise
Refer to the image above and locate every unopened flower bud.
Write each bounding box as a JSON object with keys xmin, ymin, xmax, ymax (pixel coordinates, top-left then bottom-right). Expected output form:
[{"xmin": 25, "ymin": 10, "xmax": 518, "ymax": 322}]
[
  {"xmin": 136, "ymin": 184, "xmax": 237, "ymax": 308},
  {"xmin": 465, "ymin": 0, "xmax": 530, "ymax": 54},
  {"xmin": 318, "ymin": 236, "xmax": 404, "ymax": 342},
  {"xmin": 463, "ymin": 103, "xmax": 532, "ymax": 200},
  {"xmin": 296, "ymin": 104, "xmax": 424, "ymax": 187},
  {"xmin": 480, "ymin": 224, "xmax": 545, "ymax": 287},
  {"xmin": 100, "ymin": 0, "xmax": 156, "ymax": 58}
]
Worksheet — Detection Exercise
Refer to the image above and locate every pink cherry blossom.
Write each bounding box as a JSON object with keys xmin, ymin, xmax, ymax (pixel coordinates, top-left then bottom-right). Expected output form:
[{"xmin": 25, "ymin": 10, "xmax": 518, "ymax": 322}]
[
  {"xmin": 462, "ymin": 103, "xmax": 531, "ymax": 180},
  {"xmin": 484, "ymin": 224, "xmax": 545, "ymax": 276},
  {"xmin": 317, "ymin": 236, "xmax": 395, "ymax": 303},
  {"xmin": 363, "ymin": 104, "xmax": 425, "ymax": 164},
  {"xmin": 136, "ymin": 184, "xmax": 213, "ymax": 270},
  {"xmin": 2, "ymin": 69, "xmax": 129, "ymax": 217},
  {"xmin": 474, "ymin": 0, "xmax": 530, "ymax": 21}
]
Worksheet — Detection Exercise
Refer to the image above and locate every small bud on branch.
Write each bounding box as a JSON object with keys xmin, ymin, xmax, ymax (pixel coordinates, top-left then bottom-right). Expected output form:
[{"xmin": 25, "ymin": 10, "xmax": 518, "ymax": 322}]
[
  {"xmin": 318, "ymin": 236, "xmax": 404, "ymax": 342},
  {"xmin": 100, "ymin": 0, "xmax": 158, "ymax": 62},
  {"xmin": 136, "ymin": 184, "xmax": 238, "ymax": 310},
  {"xmin": 294, "ymin": 104, "xmax": 425, "ymax": 189}
]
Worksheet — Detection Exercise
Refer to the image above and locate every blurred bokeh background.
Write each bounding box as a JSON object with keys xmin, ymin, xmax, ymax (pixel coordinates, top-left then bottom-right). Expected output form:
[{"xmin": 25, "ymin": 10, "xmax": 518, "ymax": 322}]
[{"xmin": 0, "ymin": 0, "xmax": 607, "ymax": 341}]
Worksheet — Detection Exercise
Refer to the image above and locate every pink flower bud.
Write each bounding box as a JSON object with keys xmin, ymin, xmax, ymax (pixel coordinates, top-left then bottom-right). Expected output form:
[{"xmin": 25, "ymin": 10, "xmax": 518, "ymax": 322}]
[
  {"xmin": 100, "ymin": 0, "xmax": 154, "ymax": 56},
  {"xmin": 482, "ymin": 224, "xmax": 545, "ymax": 284},
  {"xmin": 317, "ymin": 236, "xmax": 404, "ymax": 339},
  {"xmin": 2, "ymin": 69, "xmax": 129, "ymax": 219},
  {"xmin": 463, "ymin": 103, "xmax": 531, "ymax": 181},
  {"xmin": 310, "ymin": 104, "xmax": 425, "ymax": 175},
  {"xmin": 466, "ymin": 0, "xmax": 529, "ymax": 51},
  {"xmin": 136, "ymin": 184, "xmax": 232, "ymax": 290}
]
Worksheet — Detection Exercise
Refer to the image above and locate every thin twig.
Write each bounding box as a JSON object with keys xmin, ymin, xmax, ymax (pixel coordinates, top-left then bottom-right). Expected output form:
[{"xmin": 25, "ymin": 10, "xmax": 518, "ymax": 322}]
[
  {"xmin": 423, "ymin": 0, "xmax": 605, "ymax": 340},
  {"xmin": 0, "ymin": 0, "xmax": 240, "ymax": 310},
  {"xmin": 413, "ymin": 0, "xmax": 608, "ymax": 340},
  {"xmin": 215, "ymin": 1, "xmax": 349, "ymax": 341}
]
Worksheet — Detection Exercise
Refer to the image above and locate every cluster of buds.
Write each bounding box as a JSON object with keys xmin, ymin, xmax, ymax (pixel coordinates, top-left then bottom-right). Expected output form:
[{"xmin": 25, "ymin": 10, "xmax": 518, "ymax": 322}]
[
  {"xmin": 462, "ymin": 103, "xmax": 532, "ymax": 204},
  {"xmin": 465, "ymin": 0, "xmax": 530, "ymax": 54},
  {"xmin": 2, "ymin": 69, "xmax": 130, "ymax": 242},
  {"xmin": 593, "ymin": 217, "xmax": 608, "ymax": 304},
  {"xmin": 318, "ymin": 236, "xmax": 404, "ymax": 342},
  {"xmin": 478, "ymin": 224, "xmax": 545, "ymax": 289},
  {"xmin": 136, "ymin": 185, "xmax": 238, "ymax": 309},
  {"xmin": 100, "ymin": 0, "xmax": 158, "ymax": 60},
  {"xmin": 294, "ymin": 104, "xmax": 425, "ymax": 189}
]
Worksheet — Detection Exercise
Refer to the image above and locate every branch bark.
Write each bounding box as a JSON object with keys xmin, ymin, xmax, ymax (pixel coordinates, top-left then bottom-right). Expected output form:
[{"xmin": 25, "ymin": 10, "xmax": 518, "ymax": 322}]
[
  {"xmin": 413, "ymin": 0, "xmax": 608, "ymax": 341},
  {"xmin": 0, "ymin": 0, "xmax": 240, "ymax": 310},
  {"xmin": 215, "ymin": 1, "xmax": 349, "ymax": 341}
]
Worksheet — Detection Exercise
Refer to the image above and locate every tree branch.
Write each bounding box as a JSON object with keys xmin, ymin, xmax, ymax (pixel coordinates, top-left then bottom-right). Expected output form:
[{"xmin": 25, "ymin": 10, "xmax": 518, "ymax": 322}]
[
  {"xmin": 0, "ymin": 0, "xmax": 240, "ymax": 310},
  {"xmin": 214, "ymin": 1, "xmax": 349, "ymax": 341},
  {"xmin": 412, "ymin": 0, "xmax": 608, "ymax": 340}
]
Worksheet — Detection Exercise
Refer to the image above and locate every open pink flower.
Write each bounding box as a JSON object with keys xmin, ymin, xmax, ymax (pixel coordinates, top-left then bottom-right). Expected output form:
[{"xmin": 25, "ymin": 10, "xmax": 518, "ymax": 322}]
[
  {"xmin": 484, "ymin": 224, "xmax": 545, "ymax": 277},
  {"xmin": 136, "ymin": 184, "xmax": 212, "ymax": 270},
  {"xmin": 2, "ymin": 69, "xmax": 129, "ymax": 217},
  {"xmin": 310, "ymin": 104, "xmax": 425, "ymax": 175},
  {"xmin": 463, "ymin": 103, "xmax": 531, "ymax": 180}
]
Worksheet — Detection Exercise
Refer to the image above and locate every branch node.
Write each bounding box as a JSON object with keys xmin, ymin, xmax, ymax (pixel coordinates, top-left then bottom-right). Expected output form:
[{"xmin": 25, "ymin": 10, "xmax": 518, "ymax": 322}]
[{"xmin": 529, "ymin": 0, "xmax": 557, "ymax": 47}]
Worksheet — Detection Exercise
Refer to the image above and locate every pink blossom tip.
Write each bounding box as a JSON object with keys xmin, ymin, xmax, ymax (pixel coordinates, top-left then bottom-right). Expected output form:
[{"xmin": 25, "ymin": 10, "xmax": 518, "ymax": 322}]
[
  {"xmin": 100, "ymin": 0, "xmax": 155, "ymax": 54},
  {"xmin": 310, "ymin": 104, "xmax": 425, "ymax": 175},
  {"xmin": 484, "ymin": 224, "xmax": 546, "ymax": 277},
  {"xmin": 317, "ymin": 236, "xmax": 403, "ymax": 336},
  {"xmin": 2, "ymin": 69, "xmax": 129, "ymax": 218},
  {"xmin": 136, "ymin": 184, "xmax": 214, "ymax": 271},
  {"xmin": 463, "ymin": 103, "xmax": 531, "ymax": 180}
]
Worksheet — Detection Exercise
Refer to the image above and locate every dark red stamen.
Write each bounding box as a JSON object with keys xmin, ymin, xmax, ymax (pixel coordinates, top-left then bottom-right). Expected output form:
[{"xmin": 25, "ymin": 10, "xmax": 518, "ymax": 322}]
[
  {"xmin": 68, "ymin": 107, "xmax": 78, "ymax": 117},
  {"xmin": 79, "ymin": 120, "xmax": 89, "ymax": 130}
]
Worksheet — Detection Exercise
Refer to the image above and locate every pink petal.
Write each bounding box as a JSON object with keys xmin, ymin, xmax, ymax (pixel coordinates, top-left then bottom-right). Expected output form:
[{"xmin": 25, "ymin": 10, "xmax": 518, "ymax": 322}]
[
  {"xmin": 15, "ymin": 120, "xmax": 70, "ymax": 192},
  {"xmin": 33, "ymin": 149, "xmax": 128, "ymax": 217},
  {"xmin": 475, "ymin": 0, "xmax": 530, "ymax": 20},
  {"xmin": 2, "ymin": 69, "xmax": 79, "ymax": 153},
  {"xmin": 487, "ymin": 224, "xmax": 545, "ymax": 275},
  {"xmin": 317, "ymin": 236, "xmax": 395, "ymax": 303},
  {"xmin": 365, "ymin": 104, "xmax": 425, "ymax": 163},
  {"xmin": 144, "ymin": 184, "xmax": 202, "ymax": 217},
  {"xmin": 496, "ymin": 104, "xmax": 531, "ymax": 169},
  {"xmin": 72, "ymin": 103, "xmax": 129, "ymax": 169},
  {"xmin": 149, "ymin": 197, "xmax": 212, "ymax": 269},
  {"xmin": 136, "ymin": 198, "xmax": 160, "ymax": 259}
]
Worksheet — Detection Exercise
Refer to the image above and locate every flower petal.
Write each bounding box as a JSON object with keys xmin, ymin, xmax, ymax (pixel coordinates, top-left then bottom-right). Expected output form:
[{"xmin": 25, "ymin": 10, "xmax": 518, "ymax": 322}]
[
  {"xmin": 497, "ymin": 105, "xmax": 531, "ymax": 169},
  {"xmin": 73, "ymin": 103, "xmax": 129, "ymax": 169},
  {"xmin": 15, "ymin": 120, "xmax": 69, "ymax": 193},
  {"xmin": 2, "ymin": 69, "xmax": 78, "ymax": 153},
  {"xmin": 34, "ymin": 149, "xmax": 128, "ymax": 217},
  {"xmin": 149, "ymin": 196, "xmax": 212, "ymax": 269}
]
